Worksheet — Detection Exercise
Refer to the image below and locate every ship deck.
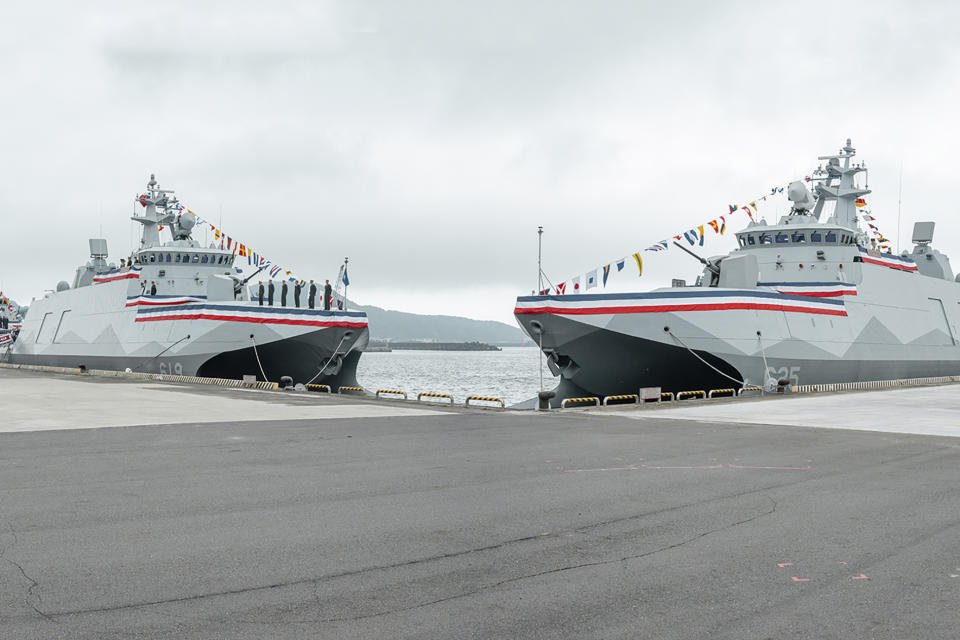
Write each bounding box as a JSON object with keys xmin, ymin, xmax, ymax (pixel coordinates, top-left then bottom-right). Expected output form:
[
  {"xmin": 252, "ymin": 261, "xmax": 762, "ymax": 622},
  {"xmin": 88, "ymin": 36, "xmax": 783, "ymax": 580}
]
[{"xmin": 2, "ymin": 368, "xmax": 959, "ymax": 639}]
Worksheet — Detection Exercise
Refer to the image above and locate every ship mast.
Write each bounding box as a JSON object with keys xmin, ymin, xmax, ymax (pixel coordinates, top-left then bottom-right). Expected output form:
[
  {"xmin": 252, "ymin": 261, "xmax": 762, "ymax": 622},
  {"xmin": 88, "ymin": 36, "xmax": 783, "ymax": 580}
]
[
  {"xmin": 811, "ymin": 138, "xmax": 870, "ymax": 230},
  {"xmin": 130, "ymin": 174, "xmax": 178, "ymax": 249}
]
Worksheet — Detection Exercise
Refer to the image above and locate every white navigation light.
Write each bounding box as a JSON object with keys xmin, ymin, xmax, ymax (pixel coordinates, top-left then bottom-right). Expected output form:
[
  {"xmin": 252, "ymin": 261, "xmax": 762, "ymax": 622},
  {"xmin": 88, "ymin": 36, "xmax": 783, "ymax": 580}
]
[{"xmin": 786, "ymin": 181, "xmax": 816, "ymax": 211}]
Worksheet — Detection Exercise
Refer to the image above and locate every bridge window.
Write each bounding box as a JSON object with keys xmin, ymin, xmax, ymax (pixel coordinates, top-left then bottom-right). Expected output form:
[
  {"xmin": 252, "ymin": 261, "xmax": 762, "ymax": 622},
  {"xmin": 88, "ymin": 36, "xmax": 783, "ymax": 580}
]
[
  {"xmin": 775, "ymin": 233, "xmax": 788, "ymax": 243},
  {"xmin": 201, "ymin": 255, "xmax": 209, "ymax": 264},
  {"xmin": 192, "ymin": 255, "xmax": 199, "ymax": 263},
  {"xmin": 746, "ymin": 235, "xmax": 756, "ymax": 245},
  {"xmin": 760, "ymin": 234, "xmax": 772, "ymax": 244},
  {"xmin": 811, "ymin": 232, "xmax": 822, "ymax": 242},
  {"xmin": 791, "ymin": 233, "xmax": 806, "ymax": 243},
  {"xmin": 826, "ymin": 232, "xmax": 838, "ymax": 243},
  {"xmin": 149, "ymin": 254, "xmax": 156, "ymax": 263},
  {"xmin": 165, "ymin": 254, "xmax": 172, "ymax": 262}
]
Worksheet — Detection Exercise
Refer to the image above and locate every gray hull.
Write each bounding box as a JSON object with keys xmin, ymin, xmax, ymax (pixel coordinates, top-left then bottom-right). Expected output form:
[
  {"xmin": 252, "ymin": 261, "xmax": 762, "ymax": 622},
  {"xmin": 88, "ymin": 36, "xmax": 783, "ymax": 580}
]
[
  {"xmin": 7, "ymin": 279, "xmax": 369, "ymax": 388},
  {"xmin": 517, "ymin": 257, "xmax": 960, "ymax": 407}
]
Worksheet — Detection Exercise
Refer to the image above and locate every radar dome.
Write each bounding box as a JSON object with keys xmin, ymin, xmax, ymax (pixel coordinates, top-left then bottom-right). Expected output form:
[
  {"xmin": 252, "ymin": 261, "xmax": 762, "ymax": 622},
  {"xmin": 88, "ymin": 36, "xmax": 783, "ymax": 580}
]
[
  {"xmin": 56, "ymin": 281, "xmax": 70, "ymax": 292},
  {"xmin": 179, "ymin": 211, "xmax": 197, "ymax": 230}
]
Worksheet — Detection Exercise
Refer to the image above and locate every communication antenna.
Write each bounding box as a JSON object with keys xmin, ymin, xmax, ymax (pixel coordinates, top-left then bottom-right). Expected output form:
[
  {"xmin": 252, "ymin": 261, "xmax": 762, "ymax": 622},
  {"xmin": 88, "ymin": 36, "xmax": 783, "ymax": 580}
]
[{"xmin": 896, "ymin": 163, "xmax": 903, "ymax": 253}]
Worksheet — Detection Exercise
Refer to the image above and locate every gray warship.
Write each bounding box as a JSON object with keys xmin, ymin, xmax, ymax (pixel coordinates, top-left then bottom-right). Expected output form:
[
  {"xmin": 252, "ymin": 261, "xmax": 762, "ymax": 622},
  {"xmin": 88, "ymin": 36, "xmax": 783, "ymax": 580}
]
[
  {"xmin": 3, "ymin": 175, "xmax": 369, "ymax": 386},
  {"xmin": 516, "ymin": 140, "xmax": 960, "ymax": 406}
]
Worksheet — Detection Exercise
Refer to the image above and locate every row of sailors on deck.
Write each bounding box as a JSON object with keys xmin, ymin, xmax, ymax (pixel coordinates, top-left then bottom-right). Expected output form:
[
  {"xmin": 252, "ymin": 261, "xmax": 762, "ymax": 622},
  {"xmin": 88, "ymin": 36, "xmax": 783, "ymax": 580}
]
[{"xmin": 257, "ymin": 279, "xmax": 337, "ymax": 310}]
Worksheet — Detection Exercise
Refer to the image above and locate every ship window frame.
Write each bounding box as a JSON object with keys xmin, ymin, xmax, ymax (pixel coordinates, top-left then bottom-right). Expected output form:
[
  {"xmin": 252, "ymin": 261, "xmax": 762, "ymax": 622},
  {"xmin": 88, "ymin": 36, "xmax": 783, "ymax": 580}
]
[{"xmin": 811, "ymin": 232, "xmax": 823, "ymax": 242}]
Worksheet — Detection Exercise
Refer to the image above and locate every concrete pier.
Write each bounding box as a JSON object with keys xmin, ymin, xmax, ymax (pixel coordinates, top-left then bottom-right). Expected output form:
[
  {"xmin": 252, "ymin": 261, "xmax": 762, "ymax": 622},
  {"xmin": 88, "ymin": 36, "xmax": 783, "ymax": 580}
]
[{"xmin": 2, "ymin": 368, "xmax": 959, "ymax": 638}]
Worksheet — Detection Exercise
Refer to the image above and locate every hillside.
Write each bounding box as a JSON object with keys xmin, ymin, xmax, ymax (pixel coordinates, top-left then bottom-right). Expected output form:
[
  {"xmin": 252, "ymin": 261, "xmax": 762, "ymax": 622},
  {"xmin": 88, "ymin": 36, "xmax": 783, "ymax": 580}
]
[{"xmin": 349, "ymin": 302, "xmax": 528, "ymax": 344}]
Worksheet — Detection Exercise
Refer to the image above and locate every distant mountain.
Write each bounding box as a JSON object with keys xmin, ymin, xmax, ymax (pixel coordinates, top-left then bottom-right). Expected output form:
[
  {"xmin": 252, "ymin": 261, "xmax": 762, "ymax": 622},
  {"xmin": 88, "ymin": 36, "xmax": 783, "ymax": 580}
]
[{"xmin": 348, "ymin": 302, "xmax": 529, "ymax": 344}]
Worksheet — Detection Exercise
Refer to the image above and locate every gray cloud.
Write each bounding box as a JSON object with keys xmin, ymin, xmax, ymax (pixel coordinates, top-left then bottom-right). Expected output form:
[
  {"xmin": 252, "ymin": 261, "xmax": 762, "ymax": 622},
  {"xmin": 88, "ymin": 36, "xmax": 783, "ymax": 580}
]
[{"xmin": 2, "ymin": 1, "xmax": 959, "ymax": 322}]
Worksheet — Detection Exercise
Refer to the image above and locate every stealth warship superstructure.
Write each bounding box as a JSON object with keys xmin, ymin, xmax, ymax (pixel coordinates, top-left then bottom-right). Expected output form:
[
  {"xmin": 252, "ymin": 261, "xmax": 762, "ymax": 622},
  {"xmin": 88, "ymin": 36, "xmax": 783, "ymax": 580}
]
[
  {"xmin": 4, "ymin": 175, "xmax": 368, "ymax": 386},
  {"xmin": 516, "ymin": 140, "xmax": 960, "ymax": 406}
]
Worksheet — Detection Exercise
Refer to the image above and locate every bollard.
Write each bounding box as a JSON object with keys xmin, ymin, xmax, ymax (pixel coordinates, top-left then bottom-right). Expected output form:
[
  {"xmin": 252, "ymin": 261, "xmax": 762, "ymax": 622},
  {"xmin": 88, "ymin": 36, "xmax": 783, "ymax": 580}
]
[
  {"xmin": 537, "ymin": 390, "xmax": 556, "ymax": 411},
  {"xmin": 279, "ymin": 375, "xmax": 294, "ymax": 389}
]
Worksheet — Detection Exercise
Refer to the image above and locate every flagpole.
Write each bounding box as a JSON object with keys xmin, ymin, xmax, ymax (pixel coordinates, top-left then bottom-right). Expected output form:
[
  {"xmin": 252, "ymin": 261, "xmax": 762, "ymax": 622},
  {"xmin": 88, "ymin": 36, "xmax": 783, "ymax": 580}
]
[
  {"xmin": 537, "ymin": 226, "xmax": 543, "ymax": 292},
  {"xmin": 343, "ymin": 257, "xmax": 348, "ymax": 311}
]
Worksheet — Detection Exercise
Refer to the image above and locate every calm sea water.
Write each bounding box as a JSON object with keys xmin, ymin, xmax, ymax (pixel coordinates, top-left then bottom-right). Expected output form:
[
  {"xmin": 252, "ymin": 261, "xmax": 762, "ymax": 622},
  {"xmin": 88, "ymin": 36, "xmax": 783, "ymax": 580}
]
[{"xmin": 356, "ymin": 347, "xmax": 552, "ymax": 407}]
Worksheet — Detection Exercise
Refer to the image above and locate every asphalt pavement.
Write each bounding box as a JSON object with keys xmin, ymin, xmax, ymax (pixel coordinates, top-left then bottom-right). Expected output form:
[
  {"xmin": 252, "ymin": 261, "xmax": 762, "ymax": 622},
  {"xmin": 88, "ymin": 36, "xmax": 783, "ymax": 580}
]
[{"xmin": 1, "ymin": 369, "xmax": 959, "ymax": 638}]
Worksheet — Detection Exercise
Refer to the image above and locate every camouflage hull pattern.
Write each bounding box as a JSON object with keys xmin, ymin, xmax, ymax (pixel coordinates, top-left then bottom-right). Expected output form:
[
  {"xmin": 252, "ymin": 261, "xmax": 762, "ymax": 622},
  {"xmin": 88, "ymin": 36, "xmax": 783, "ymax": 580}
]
[
  {"xmin": 9, "ymin": 279, "xmax": 369, "ymax": 387},
  {"xmin": 517, "ymin": 253, "xmax": 960, "ymax": 407}
]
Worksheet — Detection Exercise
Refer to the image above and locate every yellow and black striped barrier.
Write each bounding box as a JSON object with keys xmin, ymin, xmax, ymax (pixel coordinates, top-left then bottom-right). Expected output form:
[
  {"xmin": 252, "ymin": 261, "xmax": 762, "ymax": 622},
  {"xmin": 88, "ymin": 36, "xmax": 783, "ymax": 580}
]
[
  {"xmin": 560, "ymin": 396, "xmax": 600, "ymax": 409},
  {"xmin": 603, "ymin": 394, "xmax": 639, "ymax": 406},
  {"xmin": 737, "ymin": 385, "xmax": 764, "ymax": 396},
  {"xmin": 676, "ymin": 390, "xmax": 706, "ymax": 401},
  {"xmin": 337, "ymin": 385, "xmax": 365, "ymax": 395},
  {"xmin": 376, "ymin": 388, "xmax": 408, "ymax": 400},
  {"xmin": 307, "ymin": 383, "xmax": 331, "ymax": 393},
  {"xmin": 708, "ymin": 388, "xmax": 736, "ymax": 398},
  {"xmin": 465, "ymin": 395, "xmax": 506, "ymax": 408},
  {"xmin": 417, "ymin": 391, "xmax": 454, "ymax": 404},
  {"xmin": 660, "ymin": 392, "xmax": 674, "ymax": 402}
]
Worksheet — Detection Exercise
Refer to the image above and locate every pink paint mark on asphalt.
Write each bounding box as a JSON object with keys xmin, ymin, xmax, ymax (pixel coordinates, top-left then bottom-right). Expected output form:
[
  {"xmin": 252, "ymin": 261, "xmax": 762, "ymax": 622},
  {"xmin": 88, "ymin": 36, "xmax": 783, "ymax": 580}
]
[
  {"xmin": 837, "ymin": 561, "xmax": 848, "ymax": 565},
  {"xmin": 791, "ymin": 577, "xmax": 810, "ymax": 582},
  {"xmin": 642, "ymin": 464, "xmax": 725, "ymax": 470},
  {"xmin": 851, "ymin": 574, "xmax": 868, "ymax": 580},
  {"xmin": 777, "ymin": 563, "xmax": 793, "ymax": 568}
]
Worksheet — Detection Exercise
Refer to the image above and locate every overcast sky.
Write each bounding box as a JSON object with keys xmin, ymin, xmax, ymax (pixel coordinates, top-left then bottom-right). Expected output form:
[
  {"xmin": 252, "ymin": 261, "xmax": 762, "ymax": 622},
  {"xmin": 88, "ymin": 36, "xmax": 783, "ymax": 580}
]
[{"xmin": 3, "ymin": 1, "xmax": 959, "ymax": 324}]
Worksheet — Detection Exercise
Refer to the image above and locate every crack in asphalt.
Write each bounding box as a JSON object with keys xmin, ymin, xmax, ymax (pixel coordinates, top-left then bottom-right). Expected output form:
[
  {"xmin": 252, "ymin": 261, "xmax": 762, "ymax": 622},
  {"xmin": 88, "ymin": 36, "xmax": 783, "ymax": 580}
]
[
  {"xmin": 34, "ymin": 445, "xmax": 952, "ymax": 621},
  {"xmin": 307, "ymin": 495, "xmax": 779, "ymax": 624},
  {"xmin": 1, "ymin": 523, "xmax": 56, "ymax": 623}
]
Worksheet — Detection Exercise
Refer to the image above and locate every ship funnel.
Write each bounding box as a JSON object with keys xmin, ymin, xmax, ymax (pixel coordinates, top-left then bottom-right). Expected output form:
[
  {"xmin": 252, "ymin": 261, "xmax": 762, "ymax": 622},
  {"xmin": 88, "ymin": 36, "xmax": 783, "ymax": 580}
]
[{"xmin": 786, "ymin": 181, "xmax": 816, "ymax": 212}]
